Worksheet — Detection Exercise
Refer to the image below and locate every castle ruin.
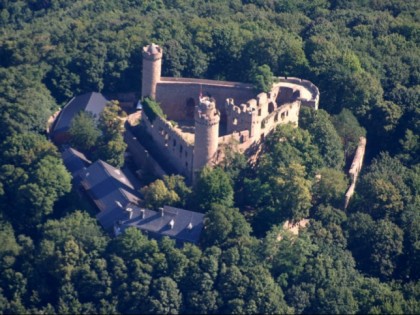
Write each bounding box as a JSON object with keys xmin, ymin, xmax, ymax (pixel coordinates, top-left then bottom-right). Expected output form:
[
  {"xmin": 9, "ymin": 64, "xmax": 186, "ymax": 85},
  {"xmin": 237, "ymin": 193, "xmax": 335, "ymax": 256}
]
[{"xmin": 140, "ymin": 43, "xmax": 320, "ymax": 182}]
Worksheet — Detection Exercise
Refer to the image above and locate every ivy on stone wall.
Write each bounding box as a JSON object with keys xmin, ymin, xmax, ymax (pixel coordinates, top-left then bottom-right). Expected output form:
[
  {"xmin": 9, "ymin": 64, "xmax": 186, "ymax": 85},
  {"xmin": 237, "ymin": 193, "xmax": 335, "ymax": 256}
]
[{"xmin": 143, "ymin": 97, "xmax": 166, "ymax": 123}]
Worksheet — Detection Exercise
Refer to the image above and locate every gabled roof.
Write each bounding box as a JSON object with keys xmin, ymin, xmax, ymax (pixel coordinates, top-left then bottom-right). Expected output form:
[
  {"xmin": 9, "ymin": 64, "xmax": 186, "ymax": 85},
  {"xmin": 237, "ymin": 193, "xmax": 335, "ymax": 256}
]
[
  {"xmin": 61, "ymin": 147, "xmax": 91, "ymax": 179},
  {"xmin": 52, "ymin": 92, "xmax": 108, "ymax": 136},
  {"xmin": 81, "ymin": 160, "xmax": 135, "ymax": 190},
  {"xmin": 79, "ymin": 160, "xmax": 142, "ymax": 230},
  {"xmin": 117, "ymin": 205, "xmax": 205, "ymax": 244},
  {"xmin": 96, "ymin": 197, "xmax": 131, "ymax": 231}
]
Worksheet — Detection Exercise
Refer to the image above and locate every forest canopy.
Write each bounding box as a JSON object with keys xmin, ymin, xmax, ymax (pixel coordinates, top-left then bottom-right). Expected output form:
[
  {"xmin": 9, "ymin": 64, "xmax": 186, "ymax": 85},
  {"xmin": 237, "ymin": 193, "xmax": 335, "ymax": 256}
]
[{"xmin": 0, "ymin": 0, "xmax": 419, "ymax": 314}]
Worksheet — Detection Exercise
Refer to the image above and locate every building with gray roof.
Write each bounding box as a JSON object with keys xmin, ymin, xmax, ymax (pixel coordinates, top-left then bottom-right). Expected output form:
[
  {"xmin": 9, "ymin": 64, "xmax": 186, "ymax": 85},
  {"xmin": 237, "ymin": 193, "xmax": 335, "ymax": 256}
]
[
  {"xmin": 61, "ymin": 147, "xmax": 92, "ymax": 184},
  {"xmin": 115, "ymin": 205, "xmax": 204, "ymax": 244},
  {"xmin": 51, "ymin": 92, "xmax": 108, "ymax": 144},
  {"xmin": 79, "ymin": 160, "xmax": 142, "ymax": 231},
  {"xmin": 60, "ymin": 147, "xmax": 204, "ymax": 244}
]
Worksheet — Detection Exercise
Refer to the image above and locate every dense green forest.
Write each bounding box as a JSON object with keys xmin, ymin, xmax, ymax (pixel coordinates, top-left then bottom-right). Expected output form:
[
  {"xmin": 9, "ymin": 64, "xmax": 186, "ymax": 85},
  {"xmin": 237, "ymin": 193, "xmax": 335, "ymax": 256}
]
[{"xmin": 0, "ymin": 0, "xmax": 419, "ymax": 314}]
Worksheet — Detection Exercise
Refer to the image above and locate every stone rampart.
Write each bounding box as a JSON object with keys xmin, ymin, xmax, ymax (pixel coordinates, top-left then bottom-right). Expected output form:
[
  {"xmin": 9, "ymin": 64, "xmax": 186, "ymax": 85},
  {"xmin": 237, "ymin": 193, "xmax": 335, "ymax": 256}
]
[
  {"xmin": 142, "ymin": 113, "xmax": 194, "ymax": 179},
  {"xmin": 124, "ymin": 129, "xmax": 167, "ymax": 179},
  {"xmin": 225, "ymin": 98, "xmax": 258, "ymax": 135},
  {"xmin": 216, "ymin": 130, "xmax": 252, "ymax": 163},
  {"xmin": 225, "ymin": 88, "xmax": 301, "ymax": 142},
  {"xmin": 160, "ymin": 77, "xmax": 254, "ymax": 88},
  {"xmin": 261, "ymin": 101, "xmax": 300, "ymax": 130},
  {"xmin": 156, "ymin": 78, "xmax": 255, "ymax": 122},
  {"xmin": 218, "ymin": 130, "xmax": 251, "ymax": 149},
  {"xmin": 277, "ymin": 77, "xmax": 320, "ymax": 109}
]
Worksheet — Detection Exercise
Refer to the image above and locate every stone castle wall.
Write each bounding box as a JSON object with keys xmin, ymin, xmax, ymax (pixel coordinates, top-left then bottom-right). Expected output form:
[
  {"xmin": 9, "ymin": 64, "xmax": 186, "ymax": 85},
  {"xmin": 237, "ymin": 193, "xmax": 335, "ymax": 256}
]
[
  {"xmin": 142, "ymin": 113, "xmax": 194, "ymax": 180},
  {"xmin": 139, "ymin": 43, "xmax": 321, "ymax": 182},
  {"xmin": 260, "ymin": 101, "xmax": 301, "ymax": 135},
  {"xmin": 225, "ymin": 85, "xmax": 301, "ymax": 141},
  {"xmin": 278, "ymin": 77, "xmax": 320, "ymax": 109},
  {"xmin": 218, "ymin": 130, "xmax": 252, "ymax": 152},
  {"xmin": 156, "ymin": 78, "xmax": 255, "ymax": 122},
  {"xmin": 124, "ymin": 129, "xmax": 168, "ymax": 179}
]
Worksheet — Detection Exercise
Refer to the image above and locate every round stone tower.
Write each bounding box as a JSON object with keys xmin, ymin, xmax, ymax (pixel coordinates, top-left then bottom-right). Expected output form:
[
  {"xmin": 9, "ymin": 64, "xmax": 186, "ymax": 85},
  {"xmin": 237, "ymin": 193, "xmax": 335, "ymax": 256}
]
[
  {"xmin": 193, "ymin": 96, "xmax": 220, "ymax": 176},
  {"xmin": 141, "ymin": 43, "xmax": 162, "ymax": 100}
]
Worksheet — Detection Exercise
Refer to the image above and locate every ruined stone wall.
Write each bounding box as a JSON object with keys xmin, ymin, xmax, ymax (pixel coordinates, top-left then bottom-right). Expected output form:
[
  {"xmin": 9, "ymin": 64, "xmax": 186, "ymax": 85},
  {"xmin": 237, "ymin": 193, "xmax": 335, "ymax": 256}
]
[
  {"xmin": 344, "ymin": 137, "xmax": 367, "ymax": 209},
  {"xmin": 225, "ymin": 98, "xmax": 258, "ymax": 136},
  {"xmin": 124, "ymin": 129, "xmax": 167, "ymax": 179},
  {"xmin": 260, "ymin": 101, "xmax": 301, "ymax": 136},
  {"xmin": 142, "ymin": 114, "xmax": 194, "ymax": 180},
  {"xmin": 155, "ymin": 78, "xmax": 255, "ymax": 122},
  {"xmin": 225, "ymin": 91, "xmax": 278, "ymax": 136},
  {"xmin": 225, "ymin": 86, "xmax": 301, "ymax": 142},
  {"xmin": 277, "ymin": 77, "xmax": 320, "ymax": 109},
  {"xmin": 278, "ymin": 86, "xmax": 295, "ymax": 104},
  {"xmin": 218, "ymin": 130, "xmax": 252, "ymax": 152}
]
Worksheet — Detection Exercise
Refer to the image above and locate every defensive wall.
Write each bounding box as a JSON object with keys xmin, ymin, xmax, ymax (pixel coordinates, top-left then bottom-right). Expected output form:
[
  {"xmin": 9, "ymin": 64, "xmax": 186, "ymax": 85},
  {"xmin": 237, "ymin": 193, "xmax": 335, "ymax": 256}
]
[
  {"xmin": 141, "ymin": 112, "xmax": 194, "ymax": 180},
  {"xmin": 277, "ymin": 77, "xmax": 320, "ymax": 110},
  {"xmin": 124, "ymin": 128, "xmax": 168, "ymax": 180},
  {"xmin": 156, "ymin": 77, "xmax": 255, "ymax": 124},
  {"xmin": 139, "ymin": 43, "xmax": 321, "ymax": 182},
  {"xmin": 225, "ymin": 84, "xmax": 301, "ymax": 141}
]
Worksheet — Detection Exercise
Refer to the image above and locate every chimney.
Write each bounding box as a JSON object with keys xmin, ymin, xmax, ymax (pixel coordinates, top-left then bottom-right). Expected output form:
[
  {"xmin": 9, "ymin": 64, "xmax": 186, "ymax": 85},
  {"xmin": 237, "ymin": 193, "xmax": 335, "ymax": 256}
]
[
  {"xmin": 140, "ymin": 209, "xmax": 146, "ymax": 219},
  {"xmin": 159, "ymin": 207, "xmax": 164, "ymax": 216},
  {"xmin": 126, "ymin": 207, "xmax": 133, "ymax": 219},
  {"xmin": 169, "ymin": 219, "xmax": 175, "ymax": 229}
]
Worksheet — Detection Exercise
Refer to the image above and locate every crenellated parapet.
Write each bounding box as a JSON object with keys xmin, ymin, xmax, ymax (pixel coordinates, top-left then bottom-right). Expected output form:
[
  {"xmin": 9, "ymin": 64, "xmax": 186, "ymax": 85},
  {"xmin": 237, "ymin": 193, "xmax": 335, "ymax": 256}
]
[
  {"xmin": 225, "ymin": 97, "xmax": 261, "ymax": 135},
  {"xmin": 142, "ymin": 43, "xmax": 163, "ymax": 61},
  {"xmin": 276, "ymin": 77, "xmax": 320, "ymax": 109},
  {"xmin": 195, "ymin": 97, "xmax": 220, "ymax": 127}
]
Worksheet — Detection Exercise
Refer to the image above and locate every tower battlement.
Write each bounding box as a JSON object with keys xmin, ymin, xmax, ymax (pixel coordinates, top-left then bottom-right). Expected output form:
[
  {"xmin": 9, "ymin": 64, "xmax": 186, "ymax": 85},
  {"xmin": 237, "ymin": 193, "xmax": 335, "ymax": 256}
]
[
  {"xmin": 142, "ymin": 43, "xmax": 163, "ymax": 60},
  {"xmin": 195, "ymin": 97, "xmax": 220, "ymax": 126}
]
